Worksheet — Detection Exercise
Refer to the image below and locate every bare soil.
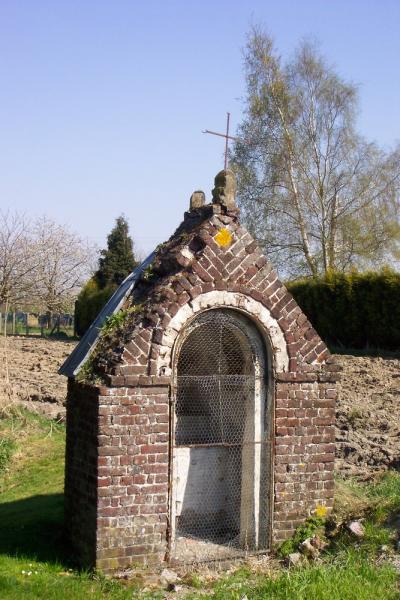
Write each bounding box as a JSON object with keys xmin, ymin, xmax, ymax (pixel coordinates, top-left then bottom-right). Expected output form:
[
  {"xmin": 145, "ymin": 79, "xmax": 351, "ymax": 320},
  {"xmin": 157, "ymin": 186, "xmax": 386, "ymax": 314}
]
[
  {"xmin": 2, "ymin": 336, "xmax": 399, "ymax": 476},
  {"xmin": 335, "ymin": 354, "xmax": 400, "ymax": 478},
  {"xmin": 2, "ymin": 335, "xmax": 76, "ymax": 419}
]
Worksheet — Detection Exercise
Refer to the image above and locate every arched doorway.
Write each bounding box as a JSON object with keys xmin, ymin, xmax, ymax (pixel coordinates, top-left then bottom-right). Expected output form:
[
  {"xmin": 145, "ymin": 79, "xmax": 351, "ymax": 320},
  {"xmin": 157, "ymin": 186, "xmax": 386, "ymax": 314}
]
[{"xmin": 170, "ymin": 309, "xmax": 270, "ymax": 562}]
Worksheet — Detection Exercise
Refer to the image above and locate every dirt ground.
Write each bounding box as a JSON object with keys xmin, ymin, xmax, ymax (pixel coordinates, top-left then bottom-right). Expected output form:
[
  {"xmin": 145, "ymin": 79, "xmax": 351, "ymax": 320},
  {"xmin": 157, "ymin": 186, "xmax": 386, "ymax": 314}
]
[
  {"xmin": 2, "ymin": 336, "xmax": 399, "ymax": 476},
  {"xmin": 1, "ymin": 335, "xmax": 76, "ymax": 419},
  {"xmin": 335, "ymin": 354, "xmax": 400, "ymax": 478}
]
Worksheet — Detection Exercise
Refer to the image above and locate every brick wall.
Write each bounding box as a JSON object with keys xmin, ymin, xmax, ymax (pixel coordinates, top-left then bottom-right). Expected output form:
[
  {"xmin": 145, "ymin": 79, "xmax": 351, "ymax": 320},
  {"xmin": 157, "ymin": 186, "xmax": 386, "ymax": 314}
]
[
  {"xmin": 97, "ymin": 207, "xmax": 330, "ymax": 388},
  {"xmin": 64, "ymin": 200, "xmax": 338, "ymax": 571},
  {"xmin": 273, "ymin": 372, "xmax": 338, "ymax": 540},
  {"xmin": 64, "ymin": 380, "xmax": 99, "ymax": 566},
  {"xmin": 95, "ymin": 384, "xmax": 169, "ymax": 572},
  {"xmin": 64, "ymin": 380, "xmax": 171, "ymax": 572}
]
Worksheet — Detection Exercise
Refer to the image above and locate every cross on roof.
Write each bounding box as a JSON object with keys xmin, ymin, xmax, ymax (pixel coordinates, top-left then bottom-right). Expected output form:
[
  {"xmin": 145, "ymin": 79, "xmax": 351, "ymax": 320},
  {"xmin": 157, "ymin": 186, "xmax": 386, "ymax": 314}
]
[{"xmin": 203, "ymin": 112, "xmax": 238, "ymax": 171}]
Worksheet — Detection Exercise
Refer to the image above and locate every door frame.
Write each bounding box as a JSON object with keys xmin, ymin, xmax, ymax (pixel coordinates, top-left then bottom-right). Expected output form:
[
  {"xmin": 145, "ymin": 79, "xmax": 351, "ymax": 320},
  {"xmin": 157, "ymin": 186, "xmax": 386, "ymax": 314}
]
[{"xmin": 167, "ymin": 307, "xmax": 273, "ymax": 562}]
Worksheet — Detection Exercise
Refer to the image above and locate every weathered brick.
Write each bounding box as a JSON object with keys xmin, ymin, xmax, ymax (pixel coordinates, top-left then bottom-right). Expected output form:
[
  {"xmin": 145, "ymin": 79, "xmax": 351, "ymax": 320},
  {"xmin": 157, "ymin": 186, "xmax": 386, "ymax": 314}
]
[{"xmin": 65, "ymin": 198, "xmax": 336, "ymax": 574}]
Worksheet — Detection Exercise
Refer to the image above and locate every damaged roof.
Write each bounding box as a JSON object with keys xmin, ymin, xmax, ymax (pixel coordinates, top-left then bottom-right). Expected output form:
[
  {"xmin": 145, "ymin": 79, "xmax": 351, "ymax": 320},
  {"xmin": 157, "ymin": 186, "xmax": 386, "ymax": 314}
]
[{"xmin": 59, "ymin": 252, "xmax": 155, "ymax": 378}]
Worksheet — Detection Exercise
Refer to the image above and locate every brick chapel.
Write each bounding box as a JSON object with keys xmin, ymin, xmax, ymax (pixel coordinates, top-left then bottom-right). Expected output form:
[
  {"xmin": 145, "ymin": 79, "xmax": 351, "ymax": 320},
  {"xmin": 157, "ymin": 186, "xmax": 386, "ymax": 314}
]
[{"xmin": 60, "ymin": 169, "xmax": 338, "ymax": 573}]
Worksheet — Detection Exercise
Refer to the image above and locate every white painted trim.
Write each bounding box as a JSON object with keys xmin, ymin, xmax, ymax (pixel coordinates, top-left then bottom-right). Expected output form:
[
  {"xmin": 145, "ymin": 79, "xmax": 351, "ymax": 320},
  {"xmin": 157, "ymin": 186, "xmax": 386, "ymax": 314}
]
[
  {"xmin": 157, "ymin": 291, "xmax": 289, "ymax": 376},
  {"xmin": 168, "ymin": 303, "xmax": 276, "ymax": 557}
]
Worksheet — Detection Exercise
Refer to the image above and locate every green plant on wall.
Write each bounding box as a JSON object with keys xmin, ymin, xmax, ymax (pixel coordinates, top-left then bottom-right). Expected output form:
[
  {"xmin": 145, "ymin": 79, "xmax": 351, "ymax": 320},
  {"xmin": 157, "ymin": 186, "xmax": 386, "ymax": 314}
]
[
  {"xmin": 141, "ymin": 264, "xmax": 154, "ymax": 282},
  {"xmin": 100, "ymin": 305, "xmax": 142, "ymax": 336},
  {"xmin": 76, "ymin": 304, "xmax": 143, "ymax": 384}
]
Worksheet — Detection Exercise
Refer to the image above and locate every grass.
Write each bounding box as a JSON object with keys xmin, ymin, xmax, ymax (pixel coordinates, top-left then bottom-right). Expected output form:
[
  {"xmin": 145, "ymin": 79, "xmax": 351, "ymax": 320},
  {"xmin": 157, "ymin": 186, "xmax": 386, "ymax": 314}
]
[
  {"xmin": 0, "ymin": 437, "xmax": 15, "ymax": 475},
  {"xmin": 5, "ymin": 325, "xmax": 76, "ymax": 339},
  {"xmin": 193, "ymin": 553, "xmax": 399, "ymax": 600},
  {"xmin": 334, "ymin": 473, "xmax": 400, "ymax": 527},
  {"xmin": 0, "ymin": 411, "xmax": 159, "ymax": 599},
  {"xmin": 0, "ymin": 410, "xmax": 399, "ymax": 599},
  {"xmin": 0, "ymin": 411, "xmax": 65, "ymax": 563}
]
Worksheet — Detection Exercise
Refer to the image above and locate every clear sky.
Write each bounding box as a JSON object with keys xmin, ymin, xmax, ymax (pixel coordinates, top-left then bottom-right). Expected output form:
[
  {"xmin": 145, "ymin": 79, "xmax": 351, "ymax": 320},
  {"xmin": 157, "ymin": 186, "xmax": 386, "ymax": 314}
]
[{"xmin": 1, "ymin": 0, "xmax": 399, "ymax": 258}]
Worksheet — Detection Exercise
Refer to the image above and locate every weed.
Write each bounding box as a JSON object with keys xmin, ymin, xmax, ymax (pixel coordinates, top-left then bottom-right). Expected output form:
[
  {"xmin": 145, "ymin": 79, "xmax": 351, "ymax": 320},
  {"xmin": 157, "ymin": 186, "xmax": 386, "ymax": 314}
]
[
  {"xmin": 141, "ymin": 264, "xmax": 154, "ymax": 282},
  {"xmin": 0, "ymin": 438, "xmax": 15, "ymax": 476},
  {"xmin": 348, "ymin": 408, "xmax": 365, "ymax": 426},
  {"xmin": 362, "ymin": 520, "xmax": 393, "ymax": 553},
  {"xmin": 76, "ymin": 304, "xmax": 143, "ymax": 384},
  {"xmin": 366, "ymin": 472, "xmax": 400, "ymax": 525},
  {"xmin": 179, "ymin": 232, "xmax": 190, "ymax": 243},
  {"xmin": 155, "ymin": 242, "xmax": 166, "ymax": 253},
  {"xmin": 75, "ymin": 358, "xmax": 106, "ymax": 385},
  {"xmin": 181, "ymin": 572, "xmax": 204, "ymax": 588},
  {"xmin": 101, "ymin": 305, "xmax": 142, "ymax": 336},
  {"xmin": 331, "ymin": 473, "xmax": 400, "ymax": 556},
  {"xmin": 278, "ymin": 516, "xmax": 326, "ymax": 557}
]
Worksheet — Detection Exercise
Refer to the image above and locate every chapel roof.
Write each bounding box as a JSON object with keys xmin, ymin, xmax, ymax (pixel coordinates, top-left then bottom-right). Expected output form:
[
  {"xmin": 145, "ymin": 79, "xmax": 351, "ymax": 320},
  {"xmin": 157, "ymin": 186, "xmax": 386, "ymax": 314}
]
[
  {"xmin": 59, "ymin": 252, "xmax": 155, "ymax": 377},
  {"xmin": 60, "ymin": 170, "xmax": 238, "ymax": 378},
  {"xmin": 60, "ymin": 169, "xmax": 328, "ymax": 379}
]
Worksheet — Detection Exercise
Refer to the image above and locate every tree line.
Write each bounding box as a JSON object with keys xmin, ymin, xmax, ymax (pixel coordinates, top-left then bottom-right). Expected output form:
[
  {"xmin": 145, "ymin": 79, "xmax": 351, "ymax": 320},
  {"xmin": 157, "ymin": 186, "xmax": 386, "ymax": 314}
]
[
  {"xmin": 3, "ymin": 29, "xmax": 399, "ymax": 339},
  {"xmin": 288, "ymin": 269, "xmax": 400, "ymax": 350}
]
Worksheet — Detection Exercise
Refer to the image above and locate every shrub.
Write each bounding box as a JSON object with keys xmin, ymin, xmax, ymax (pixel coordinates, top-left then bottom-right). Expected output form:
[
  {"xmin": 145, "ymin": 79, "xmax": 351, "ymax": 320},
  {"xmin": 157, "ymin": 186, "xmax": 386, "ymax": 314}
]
[
  {"xmin": 74, "ymin": 278, "xmax": 116, "ymax": 337},
  {"xmin": 287, "ymin": 269, "xmax": 400, "ymax": 350}
]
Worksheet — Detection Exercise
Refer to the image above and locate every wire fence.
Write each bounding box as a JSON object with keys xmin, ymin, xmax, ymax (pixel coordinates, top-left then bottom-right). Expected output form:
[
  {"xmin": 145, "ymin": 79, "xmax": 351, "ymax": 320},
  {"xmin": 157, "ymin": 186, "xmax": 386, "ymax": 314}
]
[
  {"xmin": 0, "ymin": 311, "xmax": 75, "ymax": 338},
  {"xmin": 170, "ymin": 309, "xmax": 270, "ymax": 564}
]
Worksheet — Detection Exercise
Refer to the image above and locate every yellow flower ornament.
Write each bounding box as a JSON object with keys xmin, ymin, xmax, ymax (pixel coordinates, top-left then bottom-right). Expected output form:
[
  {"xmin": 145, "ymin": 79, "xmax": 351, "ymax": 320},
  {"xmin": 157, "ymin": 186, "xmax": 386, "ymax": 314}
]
[{"xmin": 214, "ymin": 227, "xmax": 233, "ymax": 248}]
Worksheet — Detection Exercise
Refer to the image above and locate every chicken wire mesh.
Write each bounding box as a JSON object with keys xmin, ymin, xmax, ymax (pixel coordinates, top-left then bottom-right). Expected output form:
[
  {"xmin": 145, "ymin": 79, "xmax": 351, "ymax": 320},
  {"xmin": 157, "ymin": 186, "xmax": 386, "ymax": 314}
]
[{"xmin": 171, "ymin": 310, "xmax": 270, "ymax": 563}]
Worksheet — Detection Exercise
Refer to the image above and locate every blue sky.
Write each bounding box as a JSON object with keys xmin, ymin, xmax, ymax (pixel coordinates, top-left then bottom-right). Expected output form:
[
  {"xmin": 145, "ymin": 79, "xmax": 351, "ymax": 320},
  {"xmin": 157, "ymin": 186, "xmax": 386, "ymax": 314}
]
[{"xmin": 1, "ymin": 0, "xmax": 399, "ymax": 258}]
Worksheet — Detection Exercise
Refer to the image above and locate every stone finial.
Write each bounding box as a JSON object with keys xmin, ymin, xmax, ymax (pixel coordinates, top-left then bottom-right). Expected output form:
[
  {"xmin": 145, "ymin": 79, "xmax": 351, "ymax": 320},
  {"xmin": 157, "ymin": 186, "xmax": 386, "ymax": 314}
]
[
  {"xmin": 212, "ymin": 169, "xmax": 237, "ymax": 209},
  {"xmin": 190, "ymin": 190, "xmax": 206, "ymax": 210}
]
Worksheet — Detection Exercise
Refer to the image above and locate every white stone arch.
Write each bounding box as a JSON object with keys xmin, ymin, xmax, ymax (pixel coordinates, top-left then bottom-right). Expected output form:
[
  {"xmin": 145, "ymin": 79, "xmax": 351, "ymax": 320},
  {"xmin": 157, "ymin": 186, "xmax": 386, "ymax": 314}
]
[
  {"xmin": 164, "ymin": 291, "xmax": 287, "ymax": 559},
  {"xmin": 157, "ymin": 290, "xmax": 290, "ymax": 378}
]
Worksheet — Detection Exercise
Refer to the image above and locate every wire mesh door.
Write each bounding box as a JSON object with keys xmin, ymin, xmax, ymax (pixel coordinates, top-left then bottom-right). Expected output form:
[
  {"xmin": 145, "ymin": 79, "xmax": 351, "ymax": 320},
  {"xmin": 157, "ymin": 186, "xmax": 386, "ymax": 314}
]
[{"xmin": 170, "ymin": 309, "xmax": 269, "ymax": 563}]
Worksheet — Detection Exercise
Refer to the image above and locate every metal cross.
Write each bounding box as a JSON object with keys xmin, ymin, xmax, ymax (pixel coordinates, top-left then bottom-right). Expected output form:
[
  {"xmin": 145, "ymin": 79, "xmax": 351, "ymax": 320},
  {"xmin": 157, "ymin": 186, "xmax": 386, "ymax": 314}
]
[{"xmin": 203, "ymin": 112, "xmax": 238, "ymax": 170}]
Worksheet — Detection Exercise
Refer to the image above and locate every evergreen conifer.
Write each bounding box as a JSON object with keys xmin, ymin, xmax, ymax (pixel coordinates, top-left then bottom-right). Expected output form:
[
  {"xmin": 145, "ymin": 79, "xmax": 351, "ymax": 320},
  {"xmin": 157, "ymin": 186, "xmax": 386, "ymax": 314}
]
[
  {"xmin": 75, "ymin": 215, "xmax": 137, "ymax": 335},
  {"xmin": 95, "ymin": 215, "xmax": 137, "ymax": 287}
]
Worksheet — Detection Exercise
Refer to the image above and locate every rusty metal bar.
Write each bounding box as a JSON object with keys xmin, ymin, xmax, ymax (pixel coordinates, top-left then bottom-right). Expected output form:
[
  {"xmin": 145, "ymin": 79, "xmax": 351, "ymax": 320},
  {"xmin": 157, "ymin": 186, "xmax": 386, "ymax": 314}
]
[
  {"xmin": 176, "ymin": 440, "xmax": 271, "ymax": 448},
  {"xmin": 202, "ymin": 129, "xmax": 237, "ymax": 141}
]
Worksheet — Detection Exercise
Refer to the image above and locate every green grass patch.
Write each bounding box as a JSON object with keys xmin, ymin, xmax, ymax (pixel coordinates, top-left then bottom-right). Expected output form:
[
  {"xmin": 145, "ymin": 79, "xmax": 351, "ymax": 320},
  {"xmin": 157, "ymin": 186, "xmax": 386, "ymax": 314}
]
[
  {"xmin": 197, "ymin": 550, "xmax": 399, "ymax": 600},
  {"xmin": 366, "ymin": 471, "xmax": 400, "ymax": 517},
  {"xmin": 0, "ymin": 437, "xmax": 15, "ymax": 475},
  {"xmin": 0, "ymin": 410, "xmax": 66, "ymax": 563},
  {"xmin": 330, "ymin": 473, "xmax": 400, "ymax": 557},
  {"xmin": 0, "ymin": 409, "xmax": 399, "ymax": 599},
  {"xmin": 0, "ymin": 555, "xmax": 138, "ymax": 600},
  {"xmin": 0, "ymin": 410, "xmax": 152, "ymax": 598}
]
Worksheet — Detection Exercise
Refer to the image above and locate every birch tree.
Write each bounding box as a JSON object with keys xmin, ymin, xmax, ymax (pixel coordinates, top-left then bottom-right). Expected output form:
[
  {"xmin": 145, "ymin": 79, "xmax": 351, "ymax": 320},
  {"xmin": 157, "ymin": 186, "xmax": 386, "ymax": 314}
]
[{"xmin": 232, "ymin": 30, "xmax": 400, "ymax": 277}]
